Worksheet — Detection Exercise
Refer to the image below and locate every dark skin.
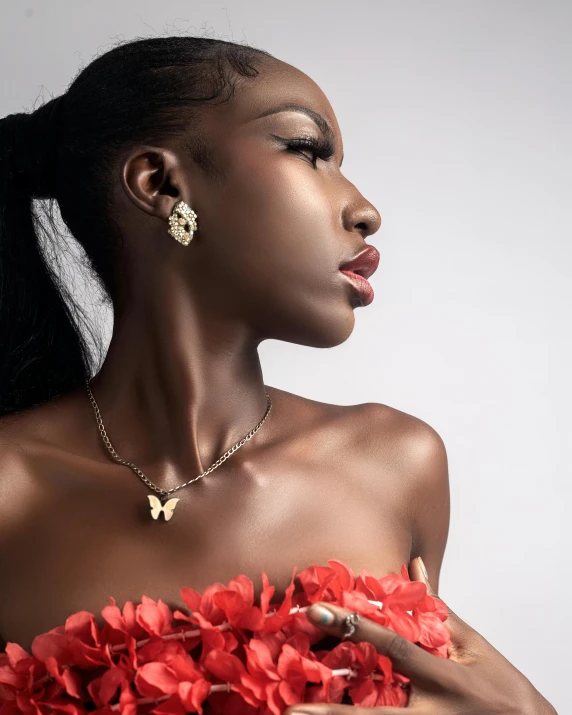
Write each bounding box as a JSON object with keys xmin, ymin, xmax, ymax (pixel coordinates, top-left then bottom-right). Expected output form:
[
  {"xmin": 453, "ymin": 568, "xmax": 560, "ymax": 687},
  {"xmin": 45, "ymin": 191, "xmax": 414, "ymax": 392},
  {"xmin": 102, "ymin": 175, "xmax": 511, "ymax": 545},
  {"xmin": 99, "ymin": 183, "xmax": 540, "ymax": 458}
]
[{"xmin": 0, "ymin": 58, "xmax": 556, "ymax": 713}]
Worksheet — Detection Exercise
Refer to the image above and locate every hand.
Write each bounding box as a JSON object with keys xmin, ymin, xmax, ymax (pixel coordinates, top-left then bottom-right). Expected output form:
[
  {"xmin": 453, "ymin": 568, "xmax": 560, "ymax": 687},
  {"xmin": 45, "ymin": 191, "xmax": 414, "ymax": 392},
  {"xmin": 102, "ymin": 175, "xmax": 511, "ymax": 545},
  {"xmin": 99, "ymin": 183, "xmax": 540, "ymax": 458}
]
[{"xmin": 284, "ymin": 558, "xmax": 557, "ymax": 715}]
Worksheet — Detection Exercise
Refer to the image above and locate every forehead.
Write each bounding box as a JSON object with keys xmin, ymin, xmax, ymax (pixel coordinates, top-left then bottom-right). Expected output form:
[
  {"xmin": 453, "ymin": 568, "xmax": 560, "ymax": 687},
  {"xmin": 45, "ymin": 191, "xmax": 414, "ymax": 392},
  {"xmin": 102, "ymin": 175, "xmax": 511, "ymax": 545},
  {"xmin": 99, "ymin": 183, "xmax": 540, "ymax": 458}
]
[{"xmin": 207, "ymin": 58, "xmax": 342, "ymax": 144}]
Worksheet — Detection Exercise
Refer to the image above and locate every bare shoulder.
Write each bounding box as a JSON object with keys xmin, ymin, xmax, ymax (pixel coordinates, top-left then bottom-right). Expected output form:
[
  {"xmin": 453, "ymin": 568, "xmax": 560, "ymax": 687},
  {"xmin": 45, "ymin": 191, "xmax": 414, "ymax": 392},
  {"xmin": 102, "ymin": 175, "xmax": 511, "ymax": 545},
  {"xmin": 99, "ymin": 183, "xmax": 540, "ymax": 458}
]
[
  {"xmin": 0, "ymin": 410, "xmax": 41, "ymax": 540},
  {"xmin": 0, "ymin": 388, "xmax": 89, "ymax": 530},
  {"xmin": 267, "ymin": 384, "xmax": 448, "ymax": 469},
  {"xmin": 355, "ymin": 401, "xmax": 449, "ymax": 474},
  {"xmin": 272, "ymin": 390, "xmax": 451, "ymax": 590}
]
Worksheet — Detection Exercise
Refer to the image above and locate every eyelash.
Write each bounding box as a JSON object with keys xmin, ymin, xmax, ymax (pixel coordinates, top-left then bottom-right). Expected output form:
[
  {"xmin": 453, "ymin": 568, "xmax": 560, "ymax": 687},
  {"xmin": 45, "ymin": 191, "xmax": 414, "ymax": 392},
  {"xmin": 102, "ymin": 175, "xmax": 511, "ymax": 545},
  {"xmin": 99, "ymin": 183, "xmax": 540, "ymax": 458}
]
[{"xmin": 284, "ymin": 136, "xmax": 336, "ymax": 168}]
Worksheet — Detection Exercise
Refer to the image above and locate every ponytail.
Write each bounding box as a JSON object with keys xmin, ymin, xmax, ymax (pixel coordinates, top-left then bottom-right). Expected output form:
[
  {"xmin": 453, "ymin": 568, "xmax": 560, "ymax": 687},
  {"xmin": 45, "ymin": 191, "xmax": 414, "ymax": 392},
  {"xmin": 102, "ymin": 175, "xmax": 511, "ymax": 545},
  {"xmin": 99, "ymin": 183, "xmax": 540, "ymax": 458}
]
[
  {"xmin": 0, "ymin": 98, "xmax": 92, "ymax": 416},
  {"xmin": 0, "ymin": 36, "xmax": 273, "ymax": 416}
]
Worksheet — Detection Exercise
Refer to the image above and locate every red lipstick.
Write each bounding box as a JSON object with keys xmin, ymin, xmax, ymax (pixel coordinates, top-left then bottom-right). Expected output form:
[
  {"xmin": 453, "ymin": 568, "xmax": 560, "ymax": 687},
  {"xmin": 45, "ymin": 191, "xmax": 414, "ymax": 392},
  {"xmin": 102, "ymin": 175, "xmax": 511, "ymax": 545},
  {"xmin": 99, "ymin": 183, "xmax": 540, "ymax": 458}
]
[{"xmin": 339, "ymin": 245, "xmax": 380, "ymax": 306}]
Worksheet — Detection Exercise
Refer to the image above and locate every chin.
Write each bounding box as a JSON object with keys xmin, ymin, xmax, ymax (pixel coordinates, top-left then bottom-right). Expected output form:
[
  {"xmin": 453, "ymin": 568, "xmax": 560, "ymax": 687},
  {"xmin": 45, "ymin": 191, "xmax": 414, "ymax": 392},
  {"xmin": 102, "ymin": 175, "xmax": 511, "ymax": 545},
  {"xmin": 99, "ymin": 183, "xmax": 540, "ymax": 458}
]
[{"xmin": 271, "ymin": 302, "xmax": 356, "ymax": 349}]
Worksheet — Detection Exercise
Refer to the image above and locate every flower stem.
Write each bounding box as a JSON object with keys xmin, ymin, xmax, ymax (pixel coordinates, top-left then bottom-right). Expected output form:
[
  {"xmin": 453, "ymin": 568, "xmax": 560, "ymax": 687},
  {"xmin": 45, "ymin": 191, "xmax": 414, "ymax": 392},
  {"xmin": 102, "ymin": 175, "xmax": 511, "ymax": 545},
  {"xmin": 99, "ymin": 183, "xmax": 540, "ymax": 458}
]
[
  {"xmin": 110, "ymin": 605, "xmax": 312, "ymax": 653},
  {"xmin": 108, "ymin": 669, "xmax": 361, "ymax": 712}
]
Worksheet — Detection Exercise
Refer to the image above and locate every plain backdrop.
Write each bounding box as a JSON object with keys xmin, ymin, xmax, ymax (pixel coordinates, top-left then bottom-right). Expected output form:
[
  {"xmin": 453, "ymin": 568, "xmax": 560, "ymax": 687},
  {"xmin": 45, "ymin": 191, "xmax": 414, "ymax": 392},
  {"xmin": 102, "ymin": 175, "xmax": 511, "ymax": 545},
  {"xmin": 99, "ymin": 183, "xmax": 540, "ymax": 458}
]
[{"xmin": 1, "ymin": 1, "xmax": 570, "ymax": 711}]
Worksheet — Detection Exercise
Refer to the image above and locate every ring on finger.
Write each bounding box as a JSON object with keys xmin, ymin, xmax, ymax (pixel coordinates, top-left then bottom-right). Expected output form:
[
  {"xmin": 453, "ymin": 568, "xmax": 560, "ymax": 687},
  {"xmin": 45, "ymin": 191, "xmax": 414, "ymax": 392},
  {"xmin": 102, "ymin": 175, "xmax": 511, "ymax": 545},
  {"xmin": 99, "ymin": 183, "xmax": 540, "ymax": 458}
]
[{"xmin": 342, "ymin": 612, "xmax": 360, "ymax": 640}]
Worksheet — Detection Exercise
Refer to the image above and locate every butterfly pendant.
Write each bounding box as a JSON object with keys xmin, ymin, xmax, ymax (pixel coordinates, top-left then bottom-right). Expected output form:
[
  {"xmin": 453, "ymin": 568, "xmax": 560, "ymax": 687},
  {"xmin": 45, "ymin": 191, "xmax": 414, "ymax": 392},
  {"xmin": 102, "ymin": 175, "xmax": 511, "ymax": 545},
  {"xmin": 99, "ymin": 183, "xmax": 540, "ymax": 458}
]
[{"xmin": 148, "ymin": 494, "xmax": 180, "ymax": 521}]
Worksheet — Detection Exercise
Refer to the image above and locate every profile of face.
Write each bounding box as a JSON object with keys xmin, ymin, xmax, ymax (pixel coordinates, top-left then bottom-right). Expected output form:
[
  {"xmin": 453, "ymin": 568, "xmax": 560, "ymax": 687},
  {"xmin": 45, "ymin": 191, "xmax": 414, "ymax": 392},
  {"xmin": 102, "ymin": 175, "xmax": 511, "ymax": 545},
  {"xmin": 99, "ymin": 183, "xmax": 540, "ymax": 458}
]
[{"xmin": 121, "ymin": 57, "xmax": 382, "ymax": 349}]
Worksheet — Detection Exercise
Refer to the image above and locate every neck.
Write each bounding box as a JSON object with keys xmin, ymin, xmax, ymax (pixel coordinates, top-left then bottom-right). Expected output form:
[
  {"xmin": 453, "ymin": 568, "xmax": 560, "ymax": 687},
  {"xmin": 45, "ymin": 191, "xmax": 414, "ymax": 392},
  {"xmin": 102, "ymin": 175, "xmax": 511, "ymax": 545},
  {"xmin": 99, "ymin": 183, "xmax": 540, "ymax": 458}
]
[{"xmin": 87, "ymin": 275, "xmax": 271, "ymax": 488}]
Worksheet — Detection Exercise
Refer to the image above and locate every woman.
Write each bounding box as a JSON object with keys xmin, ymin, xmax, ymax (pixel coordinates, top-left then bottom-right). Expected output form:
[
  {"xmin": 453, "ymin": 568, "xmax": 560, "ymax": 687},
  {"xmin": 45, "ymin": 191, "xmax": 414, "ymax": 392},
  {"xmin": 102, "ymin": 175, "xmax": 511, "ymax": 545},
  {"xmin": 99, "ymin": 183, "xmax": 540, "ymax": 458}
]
[{"xmin": 0, "ymin": 36, "xmax": 556, "ymax": 713}]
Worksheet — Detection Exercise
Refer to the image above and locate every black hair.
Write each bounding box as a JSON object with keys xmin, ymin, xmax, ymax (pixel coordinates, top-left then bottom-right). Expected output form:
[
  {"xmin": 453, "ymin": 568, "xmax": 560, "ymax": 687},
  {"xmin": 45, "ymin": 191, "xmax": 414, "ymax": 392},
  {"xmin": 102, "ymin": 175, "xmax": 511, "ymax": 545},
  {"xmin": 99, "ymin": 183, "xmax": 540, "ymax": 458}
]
[{"xmin": 0, "ymin": 36, "xmax": 274, "ymax": 417}]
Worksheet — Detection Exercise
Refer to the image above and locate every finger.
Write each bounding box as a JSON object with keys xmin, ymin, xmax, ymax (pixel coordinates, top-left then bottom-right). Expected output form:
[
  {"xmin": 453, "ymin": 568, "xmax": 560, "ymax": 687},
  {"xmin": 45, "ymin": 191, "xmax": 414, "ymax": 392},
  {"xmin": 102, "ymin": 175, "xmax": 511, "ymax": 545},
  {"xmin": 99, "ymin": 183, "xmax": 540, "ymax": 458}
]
[
  {"xmin": 408, "ymin": 557, "xmax": 461, "ymax": 640},
  {"xmin": 409, "ymin": 557, "xmax": 438, "ymax": 598},
  {"xmin": 306, "ymin": 602, "xmax": 456, "ymax": 689},
  {"xmin": 410, "ymin": 557, "xmax": 483, "ymax": 662}
]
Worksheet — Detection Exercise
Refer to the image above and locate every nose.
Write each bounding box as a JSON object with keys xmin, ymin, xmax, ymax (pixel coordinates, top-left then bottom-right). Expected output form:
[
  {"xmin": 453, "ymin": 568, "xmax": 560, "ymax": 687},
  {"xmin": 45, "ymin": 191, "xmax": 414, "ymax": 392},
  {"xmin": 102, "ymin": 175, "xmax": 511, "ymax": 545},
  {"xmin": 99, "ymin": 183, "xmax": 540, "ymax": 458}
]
[{"xmin": 342, "ymin": 196, "xmax": 382, "ymax": 240}]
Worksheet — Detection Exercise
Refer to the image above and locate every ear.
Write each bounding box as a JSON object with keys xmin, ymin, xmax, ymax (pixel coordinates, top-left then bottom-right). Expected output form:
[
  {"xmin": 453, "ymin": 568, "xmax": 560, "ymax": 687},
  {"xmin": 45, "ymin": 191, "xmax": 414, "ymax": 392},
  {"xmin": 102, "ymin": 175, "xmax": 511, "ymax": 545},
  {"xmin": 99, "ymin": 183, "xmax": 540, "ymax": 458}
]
[{"xmin": 120, "ymin": 145, "xmax": 193, "ymax": 222}]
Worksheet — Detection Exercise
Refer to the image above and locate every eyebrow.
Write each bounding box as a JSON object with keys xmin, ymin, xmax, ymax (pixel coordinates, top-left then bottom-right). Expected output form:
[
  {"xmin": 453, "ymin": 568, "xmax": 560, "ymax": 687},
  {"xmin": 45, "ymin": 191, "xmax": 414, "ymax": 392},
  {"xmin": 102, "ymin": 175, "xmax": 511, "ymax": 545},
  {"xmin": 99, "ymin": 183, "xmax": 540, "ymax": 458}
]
[{"xmin": 254, "ymin": 103, "xmax": 344, "ymax": 167}]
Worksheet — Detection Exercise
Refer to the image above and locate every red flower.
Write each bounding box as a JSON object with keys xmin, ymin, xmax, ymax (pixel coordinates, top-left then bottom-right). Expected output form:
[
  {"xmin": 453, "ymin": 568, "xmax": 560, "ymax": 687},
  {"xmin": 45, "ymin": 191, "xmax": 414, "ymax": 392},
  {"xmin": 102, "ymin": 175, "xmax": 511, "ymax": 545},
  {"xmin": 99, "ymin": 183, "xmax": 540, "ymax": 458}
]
[
  {"xmin": 0, "ymin": 560, "xmax": 452, "ymax": 714},
  {"xmin": 101, "ymin": 597, "xmax": 148, "ymax": 643},
  {"xmin": 87, "ymin": 665, "xmax": 130, "ymax": 708},
  {"xmin": 277, "ymin": 638, "xmax": 331, "ymax": 706},
  {"xmin": 296, "ymin": 560, "xmax": 355, "ymax": 604},
  {"xmin": 177, "ymin": 679, "xmax": 211, "ymax": 715},
  {"xmin": 239, "ymin": 638, "xmax": 281, "ymax": 707},
  {"xmin": 135, "ymin": 595, "xmax": 174, "ymax": 637}
]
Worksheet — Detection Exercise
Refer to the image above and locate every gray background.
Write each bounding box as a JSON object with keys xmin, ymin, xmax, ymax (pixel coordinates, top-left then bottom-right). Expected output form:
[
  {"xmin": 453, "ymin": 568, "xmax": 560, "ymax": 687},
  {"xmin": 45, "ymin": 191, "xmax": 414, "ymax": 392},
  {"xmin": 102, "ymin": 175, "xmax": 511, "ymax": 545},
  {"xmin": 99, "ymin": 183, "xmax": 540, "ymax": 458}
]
[{"xmin": 1, "ymin": 1, "xmax": 570, "ymax": 712}]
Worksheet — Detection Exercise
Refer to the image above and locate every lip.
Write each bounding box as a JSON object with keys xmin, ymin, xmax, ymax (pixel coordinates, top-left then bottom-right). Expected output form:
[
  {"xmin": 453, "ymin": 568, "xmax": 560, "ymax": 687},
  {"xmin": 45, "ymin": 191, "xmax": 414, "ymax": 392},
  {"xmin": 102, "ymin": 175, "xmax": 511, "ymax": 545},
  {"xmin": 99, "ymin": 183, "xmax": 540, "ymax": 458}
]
[
  {"xmin": 339, "ymin": 245, "xmax": 380, "ymax": 306},
  {"xmin": 340, "ymin": 270, "xmax": 375, "ymax": 306}
]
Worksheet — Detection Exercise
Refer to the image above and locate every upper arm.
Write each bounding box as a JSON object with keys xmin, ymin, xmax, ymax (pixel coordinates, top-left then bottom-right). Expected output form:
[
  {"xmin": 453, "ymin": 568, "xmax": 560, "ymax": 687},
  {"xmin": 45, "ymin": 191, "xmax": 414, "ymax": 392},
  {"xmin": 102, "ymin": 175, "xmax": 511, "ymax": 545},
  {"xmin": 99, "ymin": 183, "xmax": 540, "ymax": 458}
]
[
  {"xmin": 404, "ymin": 421, "xmax": 451, "ymax": 595},
  {"xmin": 359, "ymin": 403, "xmax": 451, "ymax": 594}
]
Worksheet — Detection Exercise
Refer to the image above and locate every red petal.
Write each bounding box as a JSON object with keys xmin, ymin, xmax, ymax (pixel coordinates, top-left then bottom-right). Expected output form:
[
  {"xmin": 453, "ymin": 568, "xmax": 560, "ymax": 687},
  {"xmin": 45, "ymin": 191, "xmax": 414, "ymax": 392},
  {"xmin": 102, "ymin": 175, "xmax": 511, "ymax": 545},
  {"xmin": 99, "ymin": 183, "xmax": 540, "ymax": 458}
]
[
  {"xmin": 297, "ymin": 566, "xmax": 338, "ymax": 603},
  {"xmin": 238, "ymin": 672, "xmax": 268, "ymax": 702},
  {"xmin": 327, "ymin": 560, "xmax": 355, "ymax": 591},
  {"xmin": 320, "ymin": 641, "xmax": 354, "ymax": 670},
  {"xmin": 166, "ymin": 654, "xmax": 202, "ymax": 683},
  {"xmin": 259, "ymin": 571, "xmax": 275, "ymax": 616},
  {"xmin": 349, "ymin": 678, "xmax": 378, "ymax": 707},
  {"xmin": 101, "ymin": 597, "xmax": 129, "ymax": 632},
  {"xmin": 136, "ymin": 597, "xmax": 173, "ymax": 636},
  {"xmin": 277, "ymin": 677, "xmax": 304, "ymax": 707},
  {"xmin": 0, "ymin": 665, "xmax": 27, "ymax": 689},
  {"xmin": 31, "ymin": 631, "xmax": 70, "ymax": 665},
  {"xmin": 355, "ymin": 571, "xmax": 386, "ymax": 601},
  {"xmin": 4, "ymin": 643, "xmax": 31, "ymax": 669},
  {"xmin": 227, "ymin": 575, "xmax": 255, "ymax": 607},
  {"xmin": 213, "ymin": 591, "xmax": 243, "ymax": 620},
  {"xmin": 64, "ymin": 611, "xmax": 100, "ymax": 645},
  {"xmin": 200, "ymin": 583, "xmax": 228, "ymax": 625},
  {"xmin": 179, "ymin": 679, "xmax": 211, "ymax": 715},
  {"xmin": 180, "ymin": 587, "xmax": 202, "ymax": 613},
  {"xmin": 233, "ymin": 606, "xmax": 265, "ymax": 632},
  {"xmin": 149, "ymin": 693, "xmax": 187, "ymax": 715},
  {"xmin": 306, "ymin": 675, "xmax": 347, "ymax": 704},
  {"xmin": 384, "ymin": 608, "xmax": 420, "ymax": 642},
  {"xmin": 283, "ymin": 632, "xmax": 310, "ymax": 657},
  {"xmin": 223, "ymin": 632, "xmax": 239, "ymax": 653},
  {"xmin": 257, "ymin": 631, "xmax": 287, "ymax": 661},
  {"xmin": 353, "ymin": 641, "xmax": 378, "ymax": 676},
  {"xmin": 200, "ymin": 628, "xmax": 226, "ymax": 659},
  {"xmin": 204, "ymin": 650, "xmax": 245, "ymax": 683},
  {"xmin": 87, "ymin": 665, "xmax": 129, "ymax": 707},
  {"xmin": 266, "ymin": 681, "xmax": 287, "ymax": 715},
  {"xmin": 135, "ymin": 662, "xmax": 180, "ymax": 697},
  {"xmin": 243, "ymin": 640, "xmax": 277, "ymax": 683},
  {"xmin": 44, "ymin": 656, "xmax": 82, "ymax": 699},
  {"xmin": 416, "ymin": 610, "xmax": 452, "ymax": 650},
  {"xmin": 384, "ymin": 581, "xmax": 427, "ymax": 610},
  {"xmin": 223, "ymin": 690, "xmax": 260, "ymax": 715}
]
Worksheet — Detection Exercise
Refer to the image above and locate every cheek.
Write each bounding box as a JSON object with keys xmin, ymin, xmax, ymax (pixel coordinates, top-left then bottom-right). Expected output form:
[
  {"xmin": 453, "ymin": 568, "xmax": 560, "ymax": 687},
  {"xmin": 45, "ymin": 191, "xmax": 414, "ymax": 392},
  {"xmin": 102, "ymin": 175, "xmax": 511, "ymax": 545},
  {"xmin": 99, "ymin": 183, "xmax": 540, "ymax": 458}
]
[{"xmin": 216, "ymin": 154, "xmax": 340, "ymax": 290}]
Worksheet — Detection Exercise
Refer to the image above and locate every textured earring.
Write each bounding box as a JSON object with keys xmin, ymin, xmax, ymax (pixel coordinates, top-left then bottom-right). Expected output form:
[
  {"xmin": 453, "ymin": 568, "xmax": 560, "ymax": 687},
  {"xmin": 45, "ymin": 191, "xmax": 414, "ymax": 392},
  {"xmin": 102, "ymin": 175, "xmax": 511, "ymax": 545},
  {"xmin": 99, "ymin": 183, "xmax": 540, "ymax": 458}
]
[{"xmin": 168, "ymin": 200, "xmax": 198, "ymax": 246}]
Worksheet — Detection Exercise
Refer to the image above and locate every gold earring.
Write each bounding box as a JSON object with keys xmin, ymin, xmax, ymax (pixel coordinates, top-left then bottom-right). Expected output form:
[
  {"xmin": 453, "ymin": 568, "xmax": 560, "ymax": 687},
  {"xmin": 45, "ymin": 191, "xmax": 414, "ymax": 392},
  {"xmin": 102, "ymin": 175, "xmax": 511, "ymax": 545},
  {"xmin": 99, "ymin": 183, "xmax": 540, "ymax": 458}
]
[{"xmin": 168, "ymin": 200, "xmax": 198, "ymax": 246}]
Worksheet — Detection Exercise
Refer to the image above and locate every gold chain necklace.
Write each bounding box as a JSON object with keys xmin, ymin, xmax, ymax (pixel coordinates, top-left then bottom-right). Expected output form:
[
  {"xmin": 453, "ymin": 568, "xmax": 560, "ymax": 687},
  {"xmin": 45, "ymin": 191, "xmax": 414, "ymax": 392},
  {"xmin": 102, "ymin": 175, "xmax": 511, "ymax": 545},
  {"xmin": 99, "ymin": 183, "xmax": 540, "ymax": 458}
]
[{"xmin": 85, "ymin": 378, "xmax": 272, "ymax": 521}]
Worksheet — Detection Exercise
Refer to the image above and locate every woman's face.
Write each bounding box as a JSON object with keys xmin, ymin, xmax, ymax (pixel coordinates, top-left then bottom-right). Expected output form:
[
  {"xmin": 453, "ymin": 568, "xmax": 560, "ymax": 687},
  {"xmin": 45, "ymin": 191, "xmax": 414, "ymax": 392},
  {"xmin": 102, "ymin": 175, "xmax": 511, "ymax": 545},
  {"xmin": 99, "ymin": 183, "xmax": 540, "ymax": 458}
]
[{"xmin": 181, "ymin": 57, "xmax": 382, "ymax": 348}]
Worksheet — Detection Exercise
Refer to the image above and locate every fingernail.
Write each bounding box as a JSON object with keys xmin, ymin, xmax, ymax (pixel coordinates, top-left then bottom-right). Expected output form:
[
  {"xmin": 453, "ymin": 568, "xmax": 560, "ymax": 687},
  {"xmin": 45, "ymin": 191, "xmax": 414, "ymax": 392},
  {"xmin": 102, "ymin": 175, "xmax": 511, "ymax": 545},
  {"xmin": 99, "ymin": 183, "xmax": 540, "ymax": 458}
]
[
  {"xmin": 308, "ymin": 603, "xmax": 335, "ymax": 626},
  {"xmin": 418, "ymin": 556, "xmax": 429, "ymax": 580}
]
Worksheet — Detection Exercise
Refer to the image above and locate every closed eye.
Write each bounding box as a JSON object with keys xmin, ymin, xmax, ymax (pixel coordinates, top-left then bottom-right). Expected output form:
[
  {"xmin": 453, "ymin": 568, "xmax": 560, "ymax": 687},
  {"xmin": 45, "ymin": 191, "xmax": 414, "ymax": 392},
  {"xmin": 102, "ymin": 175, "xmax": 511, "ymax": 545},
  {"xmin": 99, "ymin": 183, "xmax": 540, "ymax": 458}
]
[{"xmin": 272, "ymin": 133, "xmax": 336, "ymax": 169}]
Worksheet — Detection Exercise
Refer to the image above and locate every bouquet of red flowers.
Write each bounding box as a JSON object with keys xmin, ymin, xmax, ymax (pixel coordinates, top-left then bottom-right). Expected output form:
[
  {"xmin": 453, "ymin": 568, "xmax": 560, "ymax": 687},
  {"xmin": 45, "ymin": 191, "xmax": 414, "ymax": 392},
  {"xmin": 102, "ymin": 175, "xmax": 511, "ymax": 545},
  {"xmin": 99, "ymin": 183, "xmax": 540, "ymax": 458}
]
[{"xmin": 0, "ymin": 560, "xmax": 451, "ymax": 714}]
